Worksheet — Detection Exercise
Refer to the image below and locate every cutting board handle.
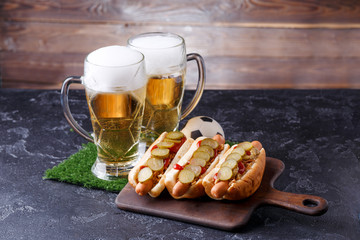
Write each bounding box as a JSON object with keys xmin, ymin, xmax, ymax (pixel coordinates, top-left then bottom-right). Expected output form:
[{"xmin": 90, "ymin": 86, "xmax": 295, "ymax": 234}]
[{"xmin": 264, "ymin": 189, "xmax": 328, "ymax": 216}]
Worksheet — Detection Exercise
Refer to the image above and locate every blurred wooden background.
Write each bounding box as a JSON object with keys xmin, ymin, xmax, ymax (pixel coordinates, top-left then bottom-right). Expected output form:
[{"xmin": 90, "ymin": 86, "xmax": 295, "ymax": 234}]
[{"xmin": 1, "ymin": 0, "xmax": 360, "ymax": 89}]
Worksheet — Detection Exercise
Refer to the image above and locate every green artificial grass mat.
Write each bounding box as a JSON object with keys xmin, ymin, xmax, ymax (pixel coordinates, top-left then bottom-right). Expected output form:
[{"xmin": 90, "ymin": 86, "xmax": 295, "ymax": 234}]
[
  {"xmin": 43, "ymin": 140, "xmax": 237, "ymax": 193},
  {"xmin": 43, "ymin": 142, "xmax": 127, "ymax": 192}
]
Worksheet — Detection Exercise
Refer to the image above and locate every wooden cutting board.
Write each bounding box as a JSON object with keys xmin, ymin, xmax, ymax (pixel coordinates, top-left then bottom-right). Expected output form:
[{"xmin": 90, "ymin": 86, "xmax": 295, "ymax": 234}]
[{"xmin": 115, "ymin": 157, "xmax": 328, "ymax": 231}]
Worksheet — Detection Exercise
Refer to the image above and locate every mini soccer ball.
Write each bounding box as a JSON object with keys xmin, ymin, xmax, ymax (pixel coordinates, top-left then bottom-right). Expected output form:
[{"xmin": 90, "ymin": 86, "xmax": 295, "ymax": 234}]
[{"xmin": 181, "ymin": 116, "xmax": 225, "ymax": 139}]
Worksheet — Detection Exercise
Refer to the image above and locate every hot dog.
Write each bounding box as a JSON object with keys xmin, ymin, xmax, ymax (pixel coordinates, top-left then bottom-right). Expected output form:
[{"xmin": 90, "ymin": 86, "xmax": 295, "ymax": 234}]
[
  {"xmin": 128, "ymin": 131, "xmax": 194, "ymax": 197},
  {"xmin": 202, "ymin": 141, "xmax": 266, "ymax": 200},
  {"xmin": 165, "ymin": 135, "xmax": 230, "ymax": 199}
]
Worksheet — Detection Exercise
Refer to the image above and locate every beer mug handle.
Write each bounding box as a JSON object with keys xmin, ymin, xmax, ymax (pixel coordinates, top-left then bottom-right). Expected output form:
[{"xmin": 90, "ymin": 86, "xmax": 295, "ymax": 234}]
[
  {"xmin": 60, "ymin": 76, "xmax": 94, "ymax": 143},
  {"xmin": 181, "ymin": 53, "xmax": 206, "ymax": 120}
]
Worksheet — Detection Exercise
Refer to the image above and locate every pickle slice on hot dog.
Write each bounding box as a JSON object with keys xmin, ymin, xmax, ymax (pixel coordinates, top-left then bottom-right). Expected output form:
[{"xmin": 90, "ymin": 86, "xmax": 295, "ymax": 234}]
[
  {"xmin": 202, "ymin": 141, "xmax": 266, "ymax": 200},
  {"xmin": 165, "ymin": 136, "xmax": 230, "ymax": 199},
  {"xmin": 128, "ymin": 131, "xmax": 194, "ymax": 197}
]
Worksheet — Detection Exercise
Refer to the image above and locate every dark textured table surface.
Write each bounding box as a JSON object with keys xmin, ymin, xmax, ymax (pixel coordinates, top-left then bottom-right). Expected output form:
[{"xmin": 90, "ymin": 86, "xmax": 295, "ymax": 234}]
[{"xmin": 0, "ymin": 89, "xmax": 359, "ymax": 239}]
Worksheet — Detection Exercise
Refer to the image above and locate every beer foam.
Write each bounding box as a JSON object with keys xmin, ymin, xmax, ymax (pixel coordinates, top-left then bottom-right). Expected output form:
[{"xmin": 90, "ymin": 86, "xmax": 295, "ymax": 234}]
[
  {"xmin": 83, "ymin": 46, "xmax": 147, "ymax": 92},
  {"xmin": 130, "ymin": 35, "xmax": 182, "ymax": 49},
  {"xmin": 128, "ymin": 34, "xmax": 186, "ymax": 76}
]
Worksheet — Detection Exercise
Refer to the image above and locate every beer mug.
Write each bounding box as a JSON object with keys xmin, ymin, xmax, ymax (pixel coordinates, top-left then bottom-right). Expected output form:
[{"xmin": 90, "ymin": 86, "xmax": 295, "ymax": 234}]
[
  {"xmin": 127, "ymin": 32, "xmax": 206, "ymax": 145},
  {"xmin": 61, "ymin": 46, "xmax": 147, "ymax": 180}
]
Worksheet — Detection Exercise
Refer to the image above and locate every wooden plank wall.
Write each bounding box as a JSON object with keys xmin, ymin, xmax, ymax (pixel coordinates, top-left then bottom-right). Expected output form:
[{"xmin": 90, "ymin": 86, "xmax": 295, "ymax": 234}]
[{"xmin": 1, "ymin": 0, "xmax": 360, "ymax": 89}]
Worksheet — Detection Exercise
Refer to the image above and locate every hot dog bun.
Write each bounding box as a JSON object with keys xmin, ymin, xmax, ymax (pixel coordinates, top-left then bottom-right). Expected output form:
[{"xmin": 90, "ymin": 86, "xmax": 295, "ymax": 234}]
[
  {"xmin": 165, "ymin": 137, "xmax": 230, "ymax": 199},
  {"xmin": 128, "ymin": 132, "xmax": 194, "ymax": 197},
  {"xmin": 202, "ymin": 141, "xmax": 266, "ymax": 200}
]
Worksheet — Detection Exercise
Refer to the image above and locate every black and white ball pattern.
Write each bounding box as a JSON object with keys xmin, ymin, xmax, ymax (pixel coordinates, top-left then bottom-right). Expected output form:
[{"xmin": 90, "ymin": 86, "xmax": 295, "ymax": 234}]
[{"xmin": 181, "ymin": 116, "xmax": 225, "ymax": 139}]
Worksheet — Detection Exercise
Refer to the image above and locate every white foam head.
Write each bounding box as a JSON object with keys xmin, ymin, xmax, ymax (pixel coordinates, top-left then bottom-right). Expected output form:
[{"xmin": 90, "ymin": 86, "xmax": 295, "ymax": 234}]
[
  {"xmin": 128, "ymin": 33, "xmax": 186, "ymax": 76},
  {"xmin": 83, "ymin": 46, "xmax": 146, "ymax": 92}
]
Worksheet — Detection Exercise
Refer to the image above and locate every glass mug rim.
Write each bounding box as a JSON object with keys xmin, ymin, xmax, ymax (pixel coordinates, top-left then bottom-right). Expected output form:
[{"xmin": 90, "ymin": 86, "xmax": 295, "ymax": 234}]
[
  {"xmin": 84, "ymin": 45, "xmax": 145, "ymax": 69},
  {"xmin": 127, "ymin": 32, "xmax": 185, "ymax": 50}
]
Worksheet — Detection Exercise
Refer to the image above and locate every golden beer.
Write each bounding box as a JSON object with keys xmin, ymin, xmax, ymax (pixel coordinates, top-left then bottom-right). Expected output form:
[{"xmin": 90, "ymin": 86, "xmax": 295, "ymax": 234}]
[
  {"xmin": 61, "ymin": 45, "xmax": 147, "ymax": 180},
  {"xmin": 86, "ymin": 86, "xmax": 145, "ymax": 165},
  {"xmin": 128, "ymin": 33, "xmax": 205, "ymax": 147},
  {"xmin": 142, "ymin": 72, "xmax": 185, "ymax": 143}
]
